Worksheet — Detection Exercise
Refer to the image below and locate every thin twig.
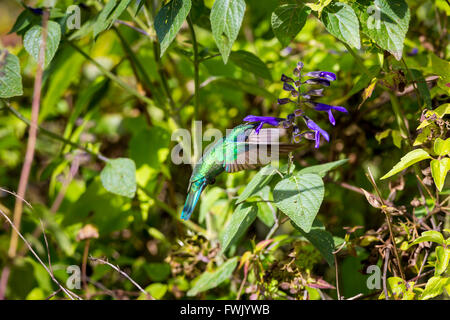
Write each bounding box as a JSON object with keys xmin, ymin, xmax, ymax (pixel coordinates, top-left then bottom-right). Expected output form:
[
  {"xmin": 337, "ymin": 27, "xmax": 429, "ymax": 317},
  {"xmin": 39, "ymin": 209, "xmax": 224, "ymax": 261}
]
[
  {"xmin": 383, "ymin": 246, "xmax": 390, "ymax": 300},
  {"xmin": 334, "ymin": 254, "xmax": 341, "ymax": 300},
  {"xmin": 89, "ymin": 256, "xmax": 155, "ymax": 300},
  {"xmin": 40, "ymin": 220, "xmax": 53, "ymax": 275},
  {"xmin": 0, "ymin": 208, "xmax": 80, "ymax": 300},
  {"xmin": 366, "ymin": 168, "xmax": 405, "ymax": 280}
]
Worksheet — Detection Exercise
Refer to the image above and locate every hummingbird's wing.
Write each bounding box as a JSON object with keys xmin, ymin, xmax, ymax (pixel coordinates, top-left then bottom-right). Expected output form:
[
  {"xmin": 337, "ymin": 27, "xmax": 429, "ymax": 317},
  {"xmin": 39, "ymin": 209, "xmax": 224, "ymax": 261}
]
[{"xmin": 223, "ymin": 128, "xmax": 302, "ymax": 173}]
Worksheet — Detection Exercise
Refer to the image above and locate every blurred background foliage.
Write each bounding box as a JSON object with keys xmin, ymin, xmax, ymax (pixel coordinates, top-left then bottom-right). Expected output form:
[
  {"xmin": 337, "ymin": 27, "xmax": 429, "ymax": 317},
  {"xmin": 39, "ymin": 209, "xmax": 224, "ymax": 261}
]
[{"xmin": 0, "ymin": 0, "xmax": 449, "ymax": 300}]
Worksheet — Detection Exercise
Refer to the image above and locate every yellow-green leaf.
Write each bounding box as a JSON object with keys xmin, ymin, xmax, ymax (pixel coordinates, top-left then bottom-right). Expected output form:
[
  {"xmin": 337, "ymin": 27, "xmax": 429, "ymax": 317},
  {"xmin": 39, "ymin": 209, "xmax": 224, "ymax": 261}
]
[
  {"xmin": 381, "ymin": 149, "xmax": 431, "ymax": 180},
  {"xmin": 435, "ymin": 246, "xmax": 450, "ymax": 276},
  {"xmin": 434, "ymin": 138, "xmax": 450, "ymax": 156},
  {"xmin": 431, "ymin": 158, "xmax": 450, "ymax": 192}
]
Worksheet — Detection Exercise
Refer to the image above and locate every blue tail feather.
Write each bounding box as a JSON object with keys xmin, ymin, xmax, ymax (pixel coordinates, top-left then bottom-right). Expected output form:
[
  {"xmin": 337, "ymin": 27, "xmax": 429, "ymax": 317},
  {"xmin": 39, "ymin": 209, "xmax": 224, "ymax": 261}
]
[{"xmin": 181, "ymin": 179, "xmax": 207, "ymax": 220}]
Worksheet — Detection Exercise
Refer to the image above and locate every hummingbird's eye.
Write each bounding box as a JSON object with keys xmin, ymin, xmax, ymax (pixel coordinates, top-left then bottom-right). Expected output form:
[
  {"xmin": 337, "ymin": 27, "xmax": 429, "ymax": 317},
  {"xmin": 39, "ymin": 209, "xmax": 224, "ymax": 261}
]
[{"xmin": 208, "ymin": 178, "xmax": 216, "ymax": 185}]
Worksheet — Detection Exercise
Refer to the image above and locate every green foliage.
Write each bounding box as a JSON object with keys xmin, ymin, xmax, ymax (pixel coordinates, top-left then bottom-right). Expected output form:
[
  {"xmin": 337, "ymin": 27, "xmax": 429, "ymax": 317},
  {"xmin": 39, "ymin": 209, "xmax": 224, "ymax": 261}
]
[
  {"xmin": 24, "ymin": 21, "xmax": 61, "ymax": 68},
  {"xmin": 210, "ymin": 0, "xmax": 246, "ymax": 64},
  {"xmin": 0, "ymin": 0, "xmax": 449, "ymax": 302},
  {"xmin": 187, "ymin": 257, "xmax": 238, "ymax": 296},
  {"xmin": 271, "ymin": 4, "xmax": 310, "ymax": 47},
  {"xmin": 0, "ymin": 50, "xmax": 23, "ymax": 98},
  {"xmin": 220, "ymin": 202, "xmax": 257, "ymax": 253},
  {"xmin": 321, "ymin": 3, "xmax": 360, "ymax": 49},
  {"xmin": 353, "ymin": 0, "xmax": 410, "ymax": 60},
  {"xmin": 100, "ymin": 158, "xmax": 137, "ymax": 198},
  {"xmin": 155, "ymin": 0, "xmax": 192, "ymax": 57},
  {"xmin": 273, "ymin": 173, "xmax": 324, "ymax": 233},
  {"xmin": 94, "ymin": 0, "xmax": 132, "ymax": 38},
  {"xmin": 381, "ymin": 149, "xmax": 431, "ymax": 180}
]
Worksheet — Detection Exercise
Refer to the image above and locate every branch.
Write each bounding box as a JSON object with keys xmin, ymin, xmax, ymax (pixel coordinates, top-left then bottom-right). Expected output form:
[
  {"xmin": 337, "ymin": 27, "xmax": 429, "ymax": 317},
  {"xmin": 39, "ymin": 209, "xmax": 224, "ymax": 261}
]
[
  {"xmin": 88, "ymin": 256, "xmax": 154, "ymax": 300},
  {"xmin": 8, "ymin": 9, "xmax": 49, "ymax": 258}
]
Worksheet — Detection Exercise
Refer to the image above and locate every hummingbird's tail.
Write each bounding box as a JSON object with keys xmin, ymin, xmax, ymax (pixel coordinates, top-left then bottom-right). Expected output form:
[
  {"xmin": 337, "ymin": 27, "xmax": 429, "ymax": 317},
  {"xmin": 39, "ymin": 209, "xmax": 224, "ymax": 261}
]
[{"xmin": 181, "ymin": 178, "xmax": 207, "ymax": 220}]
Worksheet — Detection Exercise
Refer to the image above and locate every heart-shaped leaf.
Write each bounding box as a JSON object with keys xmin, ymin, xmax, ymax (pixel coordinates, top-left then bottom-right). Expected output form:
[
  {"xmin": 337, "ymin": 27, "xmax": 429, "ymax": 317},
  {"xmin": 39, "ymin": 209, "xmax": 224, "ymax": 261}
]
[
  {"xmin": 271, "ymin": 4, "xmax": 310, "ymax": 47},
  {"xmin": 273, "ymin": 173, "xmax": 324, "ymax": 232},
  {"xmin": 100, "ymin": 158, "xmax": 137, "ymax": 198},
  {"xmin": 321, "ymin": 2, "xmax": 360, "ymax": 49},
  {"xmin": 24, "ymin": 21, "xmax": 61, "ymax": 68},
  {"xmin": 353, "ymin": 0, "xmax": 410, "ymax": 60},
  {"xmin": 210, "ymin": 0, "xmax": 246, "ymax": 64}
]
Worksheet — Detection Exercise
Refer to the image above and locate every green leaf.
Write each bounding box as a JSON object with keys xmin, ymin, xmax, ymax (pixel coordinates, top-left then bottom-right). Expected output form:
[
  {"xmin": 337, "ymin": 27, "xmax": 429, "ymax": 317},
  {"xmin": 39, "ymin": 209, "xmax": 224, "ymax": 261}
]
[
  {"xmin": 431, "ymin": 158, "xmax": 450, "ymax": 192},
  {"xmin": 100, "ymin": 158, "xmax": 137, "ymax": 198},
  {"xmin": 237, "ymin": 165, "xmax": 277, "ymax": 204},
  {"xmin": 220, "ymin": 203, "xmax": 257, "ymax": 253},
  {"xmin": 434, "ymin": 138, "xmax": 450, "ymax": 156},
  {"xmin": 305, "ymin": 0, "xmax": 332, "ymax": 17},
  {"xmin": 430, "ymin": 54, "xmax": 450, "ymax": 94},
  {"xmin": 409, "ymin": 230, "xmax": 445, "ymax": 247},
  {"xmin": 435, "ymin": 246, "xmax": 450, "ymax": 276},
  {"xmin": 142, "ymin": 283, "xmax": 167, "ymax": 299},
  {"xmin": 23, "ymin": 21, "xmax": 61, "ymax": 68},
  {"xmin": 229, "ymin": 50, "xmax": 271, "ymax": 80},
  {"xmin": 0, "ymin": 50, "xmax": 23, "ymax": 98},
  {"xmin": 273, "ymin": 173, "xmax": 324, "ymax": 233},
  {"xmin": 420, "ymin": 276, "xmax": 450, "ymax": 300},
  {"xmin": 410, "ymin": 69, "xmax": 432, "ymax": 109},
  {"xmin": 292, "ymin": 219, "xmax": 335, "ymax": 266},
  {"xmin": 271, "ymin": 4, "xmax": 310, "ymax": 47},
  {"xmin": 210, "ymin": 0, "xmax": 246, "ymax": 64},
  {"xmin": 321, "ymin": 3, "xmax": 360, "ymax": 49},
  {"xmin": 8, "ymin": 9, "xmax": 39, "ymax": 35},
  {"xmin": 298, "ymin": 159, "xmax": 348, "ymax": 177},
  {"xmin": 187, "ymin": 257, "xmax": 238, "ymax": 296},
  {"xmin": 154, "ymin": 0, "xmax": 192, "ymax": 57},
  {"xmin": 199, "ymin": 187, "xmax": 226, "ymax": 223},
  {"xmin": 381, "ymin": 149, "xmax": 431, "ymax": 180},
  {"xmin": 386, "ymin": 277, "xmax": 409, "ymax": 299},
  {"xmin": 93, "ymin": 0, "xmax": 132, "ymax": 38},
  {"xmin": 354, "ymin": 0, "xmax": 410, "ymax": 60},
  {"xmin": 40, "ymin": 47, "xmax": 85, "ymax": 121}
]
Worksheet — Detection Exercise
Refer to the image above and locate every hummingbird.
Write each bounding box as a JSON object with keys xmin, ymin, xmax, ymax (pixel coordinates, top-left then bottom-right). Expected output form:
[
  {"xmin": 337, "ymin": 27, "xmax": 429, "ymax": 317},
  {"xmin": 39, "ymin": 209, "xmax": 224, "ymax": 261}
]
[{"xmin": 180, "ymin": 121, "xmax": 301, "ymax": 220}]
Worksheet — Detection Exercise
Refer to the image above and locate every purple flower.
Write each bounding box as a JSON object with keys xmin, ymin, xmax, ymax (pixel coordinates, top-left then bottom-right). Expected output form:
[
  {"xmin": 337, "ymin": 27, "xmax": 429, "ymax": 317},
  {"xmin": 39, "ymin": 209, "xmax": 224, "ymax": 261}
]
[
  {"xmin": 312, "ymin": 103, "xmax": 348, "ymax": 126},
  {"xmin": 306, "ymin": 119, "xmax": 329, "ymax": 148},
  {"xmin": 407, "ymin": 48, "xmax": 419, "ymax": 56},
  {"xmin": 304, "ymin": 78, "xmax": 331, "ymax": 87},
  {"xmin": 243, "ymin": 115, "xmax": 284, "ymax": 134},
  {"xmin": 304, "ymin": 88, "xmax": 324, "ymax": 97},
  {"xmin": 277, "ymin": 98, "xmax": 292, "ymax": 105},
  {"xmin": 281, "ymin": 74, "xmax": 294, "ymax": 82},
  {"xmin": 283, "ymin": 82, "xmax": 296, "ymax": 91},
  {"xmin": 305, "ymin": 71, "xmax": 337, "ymax": 81}
]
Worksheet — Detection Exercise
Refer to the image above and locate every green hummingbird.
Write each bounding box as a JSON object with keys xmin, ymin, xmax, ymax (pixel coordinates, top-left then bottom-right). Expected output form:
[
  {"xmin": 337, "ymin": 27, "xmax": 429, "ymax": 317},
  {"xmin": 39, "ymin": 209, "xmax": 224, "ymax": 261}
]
[{"xmin": 181, "ymin": 121, "xmax": 300, "ymax": 220}]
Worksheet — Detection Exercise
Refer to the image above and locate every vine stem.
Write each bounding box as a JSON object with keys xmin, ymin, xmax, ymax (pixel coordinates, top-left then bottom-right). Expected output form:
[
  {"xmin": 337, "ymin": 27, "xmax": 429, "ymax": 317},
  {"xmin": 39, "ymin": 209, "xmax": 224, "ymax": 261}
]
[{"xmin": 8, "ymin": 10, "xmax": 49, "ymax": 258}]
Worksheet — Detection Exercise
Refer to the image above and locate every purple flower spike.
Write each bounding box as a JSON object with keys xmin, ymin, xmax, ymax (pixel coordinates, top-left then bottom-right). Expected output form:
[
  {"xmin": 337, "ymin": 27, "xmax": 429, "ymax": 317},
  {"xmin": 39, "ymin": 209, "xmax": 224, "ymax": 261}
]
[
  {"xmin": 243, "ymin": 115, "xmax": 284, "ymax": 134},
  {"xmin": 283, "ymin": 82, "xmax": 296, "ymax": 91},
  {"xmin": 281, "ymin": 74, "xmax": 294, "ymax": 82},
  {"xmin": 313, "ymin": 103, "xmax": 348, "ymax": 126},
  {"xmin": 305, "ymin": 71, "xmax": 337, "ymax": 81},
  {"xmin": 306, "ymin": 119, "xmax": 329, "ymax": 148}
]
